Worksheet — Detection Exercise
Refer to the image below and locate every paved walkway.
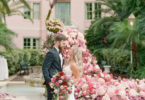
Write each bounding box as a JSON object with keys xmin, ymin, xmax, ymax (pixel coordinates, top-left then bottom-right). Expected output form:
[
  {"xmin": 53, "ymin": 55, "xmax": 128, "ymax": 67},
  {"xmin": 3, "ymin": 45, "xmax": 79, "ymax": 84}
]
[
  {"xmin": 0, "ymin": 66, "xmax": 46, "ymax": 100},
  {"xmin": 0, "ymin": 83, "xmax": 46, "ymax": 100}
]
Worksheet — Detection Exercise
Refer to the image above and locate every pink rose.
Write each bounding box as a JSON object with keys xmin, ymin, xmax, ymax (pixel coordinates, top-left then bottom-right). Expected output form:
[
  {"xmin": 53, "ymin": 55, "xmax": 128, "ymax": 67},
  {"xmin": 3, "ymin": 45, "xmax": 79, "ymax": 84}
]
[
  {"xmin": 140, "ymin": 91, "xmax": 145, "ymax": 98},
  {"xmin": 115, "ymin": 89, "xmax": 120, "ymax": 95},
  {"xmin": 62, "ymin": 90, "xmax": 66, "ymax": 94},
  {"xmin": 107, "ymin": 86, "xmax": 116, "ymax": 97},
  {"xmin": 54, "ymin": 89, "xmax": 58, "ymax": 93},
  {"xmin": 55, "ymin": 82, "xmax": 59, "ymax": 86},
  {"xmin": 51, "ymin": 78, "xmax": 55, "ymax": 83},
  {"xmin": 102, "ymin": 93, "xmax": 110, "ymax": 100},
  {"xmin": 68, "ymin": 90, "xmax": 72, "ymax": 94},
  {"xmin": 59, "ymin": 96, "xmax": 64, "ymax": 100},
  {"xmin": 97, "ymin": 86, "xmax": 106, "ymax": 96},
  {"xmin": 129, "ymin": 89, "xmax": 138, "ymax": 97},
  {"xmin": 98, "ymin": 78, "xmax": 105, "ymax": 85}
]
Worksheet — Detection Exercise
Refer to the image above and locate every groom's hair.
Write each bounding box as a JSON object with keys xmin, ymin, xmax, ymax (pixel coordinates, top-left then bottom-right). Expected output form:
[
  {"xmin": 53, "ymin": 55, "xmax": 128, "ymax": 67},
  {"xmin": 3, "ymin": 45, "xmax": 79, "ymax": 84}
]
[{"xmin": 54, "ymin": 34, "xmax": 67, "ymax": 41}]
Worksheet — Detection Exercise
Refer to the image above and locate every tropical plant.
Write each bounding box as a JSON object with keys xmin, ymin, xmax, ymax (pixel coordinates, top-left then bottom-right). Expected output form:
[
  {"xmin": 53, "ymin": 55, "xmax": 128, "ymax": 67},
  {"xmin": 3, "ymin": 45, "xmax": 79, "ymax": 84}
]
[
  {"xmin": 94, "ymin": 48, "xmax": 130, "ymax": 74},
  {"xmin": 0, "ymin": 0, "xmax": 31, "ymax": 49},
  {"xmin": 86, "ymin": 0, "xmax": 145, "ymax": 51},
  {"xmin": 86, "ymin": 0, "xmax": 145, "ymax": 77},
  {"xmin": 0, "ymin": 0, "xmax": 31, "ymax": 23},
  {"xmin": 0, "ymin": 22, "xmax": 15, "ymax": 49}
]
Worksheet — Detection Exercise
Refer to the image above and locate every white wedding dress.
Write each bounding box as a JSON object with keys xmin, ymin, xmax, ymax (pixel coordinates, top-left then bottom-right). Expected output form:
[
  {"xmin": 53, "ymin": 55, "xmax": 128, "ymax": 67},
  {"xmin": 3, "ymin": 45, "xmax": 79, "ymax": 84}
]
[{"xmin": 63, "ymin": 65, "xmax": 75, "ymax": 100}]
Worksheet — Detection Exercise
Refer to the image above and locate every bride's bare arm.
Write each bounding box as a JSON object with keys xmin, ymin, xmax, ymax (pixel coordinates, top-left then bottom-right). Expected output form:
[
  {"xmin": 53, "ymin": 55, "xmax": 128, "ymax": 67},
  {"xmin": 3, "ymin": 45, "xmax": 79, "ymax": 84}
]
[{"xmin": 70, "ymin": 63, "xmax": 80, "ymax": 84}]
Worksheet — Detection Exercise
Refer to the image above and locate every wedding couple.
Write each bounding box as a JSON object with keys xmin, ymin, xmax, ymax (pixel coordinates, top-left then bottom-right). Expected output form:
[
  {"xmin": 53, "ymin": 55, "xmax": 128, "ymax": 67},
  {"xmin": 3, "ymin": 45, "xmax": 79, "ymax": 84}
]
[{"xmin": 42, "ymin": 34, "xmax": 82, "ymax": 100}]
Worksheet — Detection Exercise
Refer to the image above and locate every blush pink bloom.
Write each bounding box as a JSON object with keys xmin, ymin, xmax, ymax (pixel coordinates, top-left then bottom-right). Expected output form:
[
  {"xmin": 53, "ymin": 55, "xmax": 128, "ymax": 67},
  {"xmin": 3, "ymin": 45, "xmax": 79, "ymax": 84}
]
[
  {"xmin": 55, "ymin": 82, "xmax": 59, "ymax": 86},
  {"xmin": 129, "ymin": 89, "xmax": 138, "ymax": 97},
  {"xmin": 102, "ymin": 93, "xmax": 110, "ymax": 100},
  {"xmin": 115, "ymin": 89, "xmax": 120, "ymax": 95},
  {"xmin": 62, "ymin": 90, "xmax": 66, "ymax": 94},
  {"xmin": 59, "ymin": 96, "xmax": 64, "ymax": 100},
  {"xmin": 140, "ymin": 91, "xmax": 145, "ymax": 98},
  {"xmin": 97, "ymin": 86, "xmax": 106, "ymax": 96},
  {"xmin": 119, "ymin": 90, "xmax": 126, "ymax": 99},
  {"xmin": 51, "ymin": 78, "xmax": 55, "ymax": 82},
  {"xmin": 54, "ymin": 89, "xmax": 58, "ymax": 94},
  {"xmin": 98, "ymin": 78, "xmax": 105, "ymax": 85},
  {"xmin": 107, "ymin": 86, "xmax": 116, "ymax": 97}
]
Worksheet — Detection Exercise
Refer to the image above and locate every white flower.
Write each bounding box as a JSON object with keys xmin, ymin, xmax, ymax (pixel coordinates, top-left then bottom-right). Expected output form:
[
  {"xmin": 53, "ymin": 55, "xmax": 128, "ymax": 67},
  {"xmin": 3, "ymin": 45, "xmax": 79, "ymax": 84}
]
[
  {"xmin": 97, "ymin": 86, "xmax": 106, "ymax": 96},
  {"xmin": 54, "ymin": 89, "xmax": 58, "ymax": 93},
  {"xmin": 139, "ymin": 91, "xmax": 145, "ymax": 98},
  {"xmin": 59, "ymin": 80, "xmax": 62, "ymax": 83},
  {"xmin": 119, "ymin": 90, "xmax": 126, "ymax": 99},
  {"xmin": 61, "ymin": 76, "xmax": 64, "ymax": 79},
  {"xmin": 60, "ymin": 86, "xmax": 64, "ymax": 89},
  {"xmin": 92, "ymin": 94, "xmax": 97, "ymax": 99},
  {"xmin": 107, "ymin": 86, "xmax": 116, "ymax": 97},
  {"xmin": 102, "ymin": 93, "xmax": 110, "ymax": 100},
  {"xmin": 98, "ymin": 78, "xmax": 105, "ymax": 85},
  {"xmin": 129, "ymin": 89, "xmax": 138, "ymax": 97}
]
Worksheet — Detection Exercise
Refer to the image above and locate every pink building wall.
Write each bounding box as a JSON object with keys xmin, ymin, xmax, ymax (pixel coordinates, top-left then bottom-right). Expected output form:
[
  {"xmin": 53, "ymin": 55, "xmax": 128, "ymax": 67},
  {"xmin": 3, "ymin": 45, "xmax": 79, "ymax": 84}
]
[
  {"xmin": 6, "ymin": 0, "xmax": 109, "ymax": 49},
  {"xmin": 6, "ymin": 0, "xmax": 49, "ymax": 49}
]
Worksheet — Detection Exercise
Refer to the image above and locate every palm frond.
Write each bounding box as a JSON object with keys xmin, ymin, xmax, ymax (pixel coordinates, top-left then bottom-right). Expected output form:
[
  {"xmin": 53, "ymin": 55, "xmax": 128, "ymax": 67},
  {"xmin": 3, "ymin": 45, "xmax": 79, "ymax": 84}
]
[
  {"xmin": 19, "ymin": 0, "xmax": 31, "ymax": 10},
  {"xmin": 0, "ymin": 0, "xmax": 11, "ymax": 14},
  {"xmin": 0, "ymin": 22, "xmax": 15, "ymax": 49}
]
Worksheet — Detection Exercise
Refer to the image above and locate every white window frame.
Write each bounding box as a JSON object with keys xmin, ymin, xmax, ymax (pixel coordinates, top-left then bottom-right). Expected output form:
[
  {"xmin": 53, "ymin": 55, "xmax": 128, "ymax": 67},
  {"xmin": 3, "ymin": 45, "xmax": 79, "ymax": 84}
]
[
  {"xmin": 55, "ymin": 2, "xmax": 71, "ymax": 25},
  {"xmin": 24, "ymin": 2, "xmax": 40, "ymax": 20},
  {"xmin": 24, "ymin": 38, "xmax": 40, "ymax": 49},
  {"xmin": 85, "ymin": 2, "xmax": 101, "ymax": 20}
]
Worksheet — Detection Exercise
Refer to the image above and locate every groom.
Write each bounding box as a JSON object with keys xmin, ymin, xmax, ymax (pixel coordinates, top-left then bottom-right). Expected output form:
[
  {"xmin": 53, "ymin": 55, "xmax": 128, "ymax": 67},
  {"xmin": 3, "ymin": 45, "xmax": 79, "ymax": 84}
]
[{"xmin": 42, "ymin": 34, "xmax": 67, "ymax": 100}]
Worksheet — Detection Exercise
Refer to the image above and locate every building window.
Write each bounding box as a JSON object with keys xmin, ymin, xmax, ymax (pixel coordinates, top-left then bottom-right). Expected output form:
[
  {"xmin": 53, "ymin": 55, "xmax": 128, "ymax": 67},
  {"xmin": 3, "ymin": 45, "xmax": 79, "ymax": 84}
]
[
  {"xmin": 24, "ymin": 8, "xmax": 31, "ymax": 18},
  {"xmin": 24, "ymin": 2, "xmax": 40, "ymax": 20},
  {"xmin": 55, "ymin": 2, "xmax": 70, "ymax": 25},
  {"xmin": 85, "ymin": 2, "xmax": 101, "ymax": 20},
  {"xmin": 24, "ymin": 38, "xmax": 40, "ymax": 49},
  {"xmin": 33, "ymin": 3, "xmax": 40, "ymax": 19}
]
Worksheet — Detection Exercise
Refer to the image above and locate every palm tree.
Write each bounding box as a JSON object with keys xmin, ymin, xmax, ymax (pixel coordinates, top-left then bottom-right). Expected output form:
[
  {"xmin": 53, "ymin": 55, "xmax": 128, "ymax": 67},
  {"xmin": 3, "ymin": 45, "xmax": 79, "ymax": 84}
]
[
  {"xmin": 86, "ymin": 0, "xmax": 134, "ymax": 50},
  {"xmin": 86, "ymin": 0, "xmax": 145, "ymax": 71},
  {"xmin": 0, "ymin": 22, "xmax": 15, "ymax": 49},
  {"xmin": 87, "ymin": 0, "xmax": 145, "ymax": 40},
  {"xmin": 0, "ymin": 0, "xmax": 31, "ymax": 23},
  {"xmin": 0, "ymin": 0, "xmax": 31, "ymax": 49}
]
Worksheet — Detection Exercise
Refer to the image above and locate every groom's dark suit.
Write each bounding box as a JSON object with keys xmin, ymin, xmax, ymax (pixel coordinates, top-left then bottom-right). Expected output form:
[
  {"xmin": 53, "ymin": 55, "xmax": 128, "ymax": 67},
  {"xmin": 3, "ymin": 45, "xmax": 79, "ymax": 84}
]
[{"xmin": 42, "ymin": 47, "xmax": 63, "ymax": 100}]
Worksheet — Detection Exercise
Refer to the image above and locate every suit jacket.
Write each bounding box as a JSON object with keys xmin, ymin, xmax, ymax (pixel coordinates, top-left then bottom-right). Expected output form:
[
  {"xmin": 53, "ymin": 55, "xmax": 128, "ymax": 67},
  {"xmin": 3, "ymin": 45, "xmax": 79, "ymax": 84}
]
[{"xmin": 42, "ymin": 48, "xmax": 63, "ymax": 86}]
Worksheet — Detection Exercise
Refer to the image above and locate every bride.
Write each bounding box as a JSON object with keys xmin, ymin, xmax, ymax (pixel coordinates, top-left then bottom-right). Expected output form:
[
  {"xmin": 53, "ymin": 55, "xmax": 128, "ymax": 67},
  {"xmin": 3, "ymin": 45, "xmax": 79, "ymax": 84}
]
[{"xmin": 63, "ymin": 45, "xmax": 82, "ymax": 100}]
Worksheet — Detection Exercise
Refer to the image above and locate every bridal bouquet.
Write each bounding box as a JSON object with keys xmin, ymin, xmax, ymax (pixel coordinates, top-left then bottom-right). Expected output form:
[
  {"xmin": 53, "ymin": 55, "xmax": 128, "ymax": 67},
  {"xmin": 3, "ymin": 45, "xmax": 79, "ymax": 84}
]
[{"xmin": 50, "ymin": 72, "xmax": 74, "ymax": 100}]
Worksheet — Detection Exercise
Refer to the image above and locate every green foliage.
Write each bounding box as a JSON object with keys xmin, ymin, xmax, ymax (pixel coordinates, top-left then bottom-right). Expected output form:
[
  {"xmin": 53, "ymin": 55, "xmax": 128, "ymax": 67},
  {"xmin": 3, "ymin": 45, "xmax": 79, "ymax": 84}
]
[
  {"xmin": 94, "ymin": 48, "xmax": 130, "ymax": 74},
  {"xmin": 86, "ymin": 0, "xmax": 145, "ymax": 79},
  {"xmin": 85, "ymin": 17, "xmax": 116, "ymax": 52},
  {"xmin": 134, "ymin": 66, "xmax": 145, "ymax": 79},
  {"xmin": 29, "ymin": 49, "xmax": 43, "ymax": 66},
  {"xmin": 0, "ymin": 0, "xmax": 32, "ymax": 23},
  {"xmin": 0, "ymin": 49, "xmax": 44, "ymax": 75},
  {"xmin": 0, "ymin": 50, "xmax": 20, "ymax": 75},
  {"xmin": 138, "ymin": 45, "xmax": 145, "ymax": 66},
  {"xmin": 0, "ymin": 22, "xmax": 15, "ymax": 49},
  {"xmin": 127, "ymin": 65, "xmax": 145, "ymax": 79},
  {"xmin": 108, "ymin": 19, "xmax": 133, "ymax": 48}
]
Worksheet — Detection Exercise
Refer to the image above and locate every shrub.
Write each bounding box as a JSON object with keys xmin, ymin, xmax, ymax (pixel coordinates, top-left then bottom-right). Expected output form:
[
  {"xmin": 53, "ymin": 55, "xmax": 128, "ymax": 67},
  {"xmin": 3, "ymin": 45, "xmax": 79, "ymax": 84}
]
[
  {"xmin": 0, "ymin": 49, "xmax": 44, "ymax": 75},
  {"xmin": 29, "ymin": 49, "xmax": 43, "ymax": 66},
  {"xmin": 93, "ymin": 48, "xmax": 130, "ymax": 74}
]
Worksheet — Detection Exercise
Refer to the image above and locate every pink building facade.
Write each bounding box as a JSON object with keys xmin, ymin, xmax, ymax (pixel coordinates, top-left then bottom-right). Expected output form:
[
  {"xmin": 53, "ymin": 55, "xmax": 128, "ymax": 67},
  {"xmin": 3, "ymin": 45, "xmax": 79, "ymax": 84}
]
[{"xmin": 6, "ymin": 0, "xmax": 107, "ymax": 49}]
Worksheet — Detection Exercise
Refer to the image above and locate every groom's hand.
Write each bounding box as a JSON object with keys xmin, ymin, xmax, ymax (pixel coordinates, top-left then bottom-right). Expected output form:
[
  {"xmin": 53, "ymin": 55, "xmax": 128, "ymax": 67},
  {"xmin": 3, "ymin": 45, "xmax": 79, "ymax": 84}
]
[{"xmin": 48, "ymin": 82, "xmax": 54, "ymax": 90}]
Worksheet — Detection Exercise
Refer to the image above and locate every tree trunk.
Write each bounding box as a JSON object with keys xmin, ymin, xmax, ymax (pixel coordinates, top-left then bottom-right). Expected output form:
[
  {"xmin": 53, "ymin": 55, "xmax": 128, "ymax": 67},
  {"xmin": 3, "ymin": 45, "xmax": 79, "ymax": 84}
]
[{"xmin": 132, "ymin": 41, "xmax": 138, "ymax": 68}]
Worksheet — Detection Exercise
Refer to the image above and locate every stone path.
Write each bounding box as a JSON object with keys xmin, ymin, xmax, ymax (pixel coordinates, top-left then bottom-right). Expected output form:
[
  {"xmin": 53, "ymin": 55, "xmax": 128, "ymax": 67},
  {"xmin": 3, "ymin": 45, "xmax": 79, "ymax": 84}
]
[
  {"xmin": 0, "ymin": 66, "xmax": 46, "ymax": 100},
  {"xmin": 0, "ymin": 83, "xmax": 46, "ymax": 100}
]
